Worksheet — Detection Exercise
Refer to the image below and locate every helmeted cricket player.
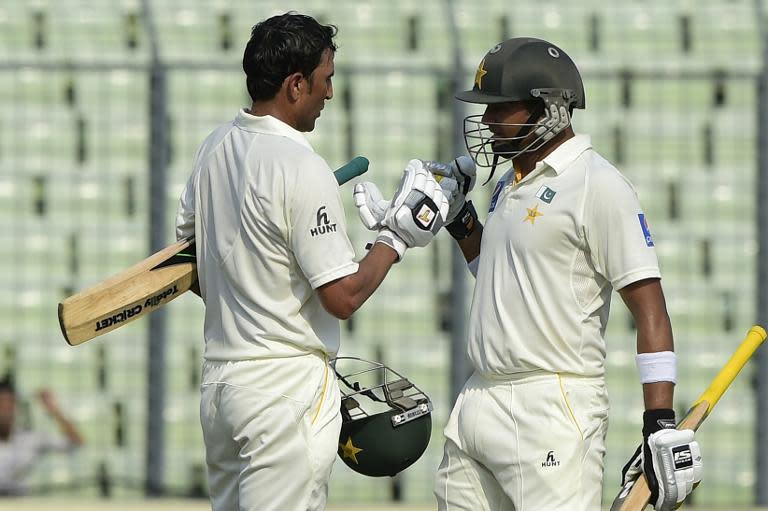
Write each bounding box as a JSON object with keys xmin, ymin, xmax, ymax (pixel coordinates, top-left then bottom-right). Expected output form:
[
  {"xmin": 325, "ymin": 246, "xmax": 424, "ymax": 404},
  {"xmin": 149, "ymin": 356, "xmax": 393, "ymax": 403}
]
[
  {"xmin": 438, "ymin": 36, "xmax": 705, "ymax": 511},
  {"xmin": 175, "ymin": 12, "xmax": 450, "ymax": 511},
  {"xmin": 356, "ymin": 37, "xmax": 704, "ymax": 511}
]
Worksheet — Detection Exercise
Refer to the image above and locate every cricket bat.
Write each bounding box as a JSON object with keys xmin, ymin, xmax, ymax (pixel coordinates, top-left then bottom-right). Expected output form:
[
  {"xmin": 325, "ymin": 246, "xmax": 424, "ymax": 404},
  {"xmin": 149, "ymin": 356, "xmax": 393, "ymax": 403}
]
[
  {"xmin": 610, "ymin": 325, "xmax": 767, "ymax": 511},
  {"xmin": 59, "ymin": 156, "xmax": 370, "ymax": 346}
]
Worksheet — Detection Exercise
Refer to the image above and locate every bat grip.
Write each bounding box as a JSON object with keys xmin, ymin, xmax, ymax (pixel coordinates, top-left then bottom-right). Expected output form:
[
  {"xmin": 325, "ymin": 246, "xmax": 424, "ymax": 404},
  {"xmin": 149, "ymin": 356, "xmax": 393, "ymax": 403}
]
[{"xmin": 334, "ymin": 156, "xmax": 369, "ymax": 185}]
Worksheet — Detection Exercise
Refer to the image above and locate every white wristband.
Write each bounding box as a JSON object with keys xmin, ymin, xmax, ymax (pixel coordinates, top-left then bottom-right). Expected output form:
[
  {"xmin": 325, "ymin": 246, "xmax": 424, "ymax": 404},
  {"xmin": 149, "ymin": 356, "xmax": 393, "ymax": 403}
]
[
  {"xmin": 467, "ymin": 256, "xmax": 479, "ymax": 277},
  {"xmin": 375, "ymin": 228, "xmax": 407, "ymax": 261},
  {"xmin": 636, "ymin": 351, "xmax": 677, "ymax": 384}
]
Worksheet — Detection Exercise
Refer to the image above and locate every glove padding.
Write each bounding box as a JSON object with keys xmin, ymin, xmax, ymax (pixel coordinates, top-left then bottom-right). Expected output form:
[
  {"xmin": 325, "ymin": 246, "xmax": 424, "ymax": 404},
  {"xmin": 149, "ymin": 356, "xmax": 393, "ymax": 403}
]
[
  {"xmin": 354, "ymin": 182, "xmax": 389, "ymax": 230},
  {"xmin": 643, "ymin": 429, "xmax": 702, "ymax": 510},
  {"xmin": 426, "ymin": 155, "xmax": 476, "ymax": 223},
  {"xmin": 382, "ymin": 159, "xmax": 449, "ymax": 248},
  {"xmin": 354, "ymin": 167, "xmax": 458, "ymax": 231},
  {"xmin": 620, "ymin": 409, "xmax": 702, "ymax": 511}
]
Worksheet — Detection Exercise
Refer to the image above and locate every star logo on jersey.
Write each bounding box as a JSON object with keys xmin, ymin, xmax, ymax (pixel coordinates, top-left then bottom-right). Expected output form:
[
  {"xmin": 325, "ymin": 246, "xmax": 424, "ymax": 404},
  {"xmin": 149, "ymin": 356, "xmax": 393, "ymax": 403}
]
[
  {"xmin": 339, "ymin": 437, "xmax": 363, "ymax": 464},
  {"xmin": 474, "ymin": 59, "xmax": 488, "ymax": 89},
  {"xmin": 524, "ymin": 204, "xmax": 543, "ymax": 224}
]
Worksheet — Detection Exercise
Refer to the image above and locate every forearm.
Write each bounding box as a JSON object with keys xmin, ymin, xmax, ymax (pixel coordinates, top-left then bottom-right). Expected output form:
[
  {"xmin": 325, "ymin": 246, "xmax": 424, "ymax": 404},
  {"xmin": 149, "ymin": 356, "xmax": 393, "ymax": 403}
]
[
  {"xmin": 318, "ymin": 243, "xmax": 397, "ymax": 319},
  {"xmin": 346, "ymin": 243, "xmax": 398, "ymax": 310},
  {"xmin": 635, "ymin": 294, "xmax": 674, "ymax": 410},
  {"xmin": 455, "ymin": 223, "xmax": 483, "ymax": 263},
  {"xmin": 49, "ymin": 409, "xmax": 84, "ymax": 446},
  {"xmin": 619, "ymin": 279, "xmax": 675, "ymax": 411}
]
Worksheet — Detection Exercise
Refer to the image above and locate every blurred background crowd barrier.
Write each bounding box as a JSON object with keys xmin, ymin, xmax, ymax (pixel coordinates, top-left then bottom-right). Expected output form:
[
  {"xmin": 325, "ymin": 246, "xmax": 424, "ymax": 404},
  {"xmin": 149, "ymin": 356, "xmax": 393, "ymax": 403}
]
[{"xmin": 0, "ymin": 0, "xmax": 767, "ymax": 507}]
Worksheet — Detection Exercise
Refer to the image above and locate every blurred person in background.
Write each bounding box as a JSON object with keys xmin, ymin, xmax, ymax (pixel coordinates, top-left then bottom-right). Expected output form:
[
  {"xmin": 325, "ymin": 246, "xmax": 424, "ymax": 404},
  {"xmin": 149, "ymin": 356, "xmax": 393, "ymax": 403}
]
[{"xmin": 0, "ymin": 375, "xmax": 84, "ymax": 496}]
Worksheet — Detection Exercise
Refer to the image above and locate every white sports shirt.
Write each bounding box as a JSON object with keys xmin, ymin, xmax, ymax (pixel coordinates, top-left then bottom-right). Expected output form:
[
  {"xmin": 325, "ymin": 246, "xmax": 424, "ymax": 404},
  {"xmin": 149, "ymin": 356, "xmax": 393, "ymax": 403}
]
[
  {"xmin": 176, "ymin": 110, "xmax": 359, "ymax": 360},
  {"xmin": 0, "ymin": 430, "xmax": 73, "ymax": 495},
  {"xmin": 469, "ymin": 134, "xmax": 660, "ymax": 377}
]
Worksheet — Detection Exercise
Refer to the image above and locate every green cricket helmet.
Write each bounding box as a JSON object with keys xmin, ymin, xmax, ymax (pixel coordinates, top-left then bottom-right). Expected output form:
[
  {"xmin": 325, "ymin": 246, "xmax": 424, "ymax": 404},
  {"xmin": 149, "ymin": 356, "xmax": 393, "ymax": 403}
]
[
  {"xmin": 332, "ymin": 357, "xmax": 433, "ymax": 477},
  {"xmin": 457, "ymin": 37, "xmax": 585, "ymax": 181}
]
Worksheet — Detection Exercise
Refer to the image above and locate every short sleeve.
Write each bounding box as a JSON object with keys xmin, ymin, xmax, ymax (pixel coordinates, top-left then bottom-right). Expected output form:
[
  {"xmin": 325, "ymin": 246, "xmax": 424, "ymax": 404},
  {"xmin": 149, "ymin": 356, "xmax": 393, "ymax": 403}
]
[
  {"xmin": 175, "ymin": 172, "xmax": 197, "ymax": 241},
  {"xmin": 287, "ymin": 157, "xmax": 359, "ymax": 288},
  {"xmin": 175, "ymin": 144, "xmax": 207, "ymax": 241},
  {"xmin": 584, "ymin": 169, "xmax": 661, "ymax": 290}
]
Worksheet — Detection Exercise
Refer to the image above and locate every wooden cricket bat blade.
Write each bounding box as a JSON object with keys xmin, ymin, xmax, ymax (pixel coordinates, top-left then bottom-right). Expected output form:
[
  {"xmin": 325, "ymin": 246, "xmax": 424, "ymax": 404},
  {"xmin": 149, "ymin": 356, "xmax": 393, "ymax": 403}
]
[{"xmin": 58, "ymin": 237, "xmax": 197, "ymax": 346}]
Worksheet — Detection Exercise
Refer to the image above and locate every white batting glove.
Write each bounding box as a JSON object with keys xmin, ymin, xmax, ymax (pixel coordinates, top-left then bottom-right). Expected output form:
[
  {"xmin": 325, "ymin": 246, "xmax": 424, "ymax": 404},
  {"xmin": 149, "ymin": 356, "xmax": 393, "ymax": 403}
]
[
  {"xmin": 354, "ymin": 182, "xmax": 389, "ymax": 230},
  {"xmin": 354, "ymin": 167, "xmax": 458, "ymax": 232},
  {"xmin": 425, "ymin": 155, "xmax": 476, "ymax": 223},
  {"xmin": 643, "ymin": 429, "xmax": 703, "ymax": 510},
  {"xmin": 382, "ymin": 159, "xmax": 449, "ymax": 248}
]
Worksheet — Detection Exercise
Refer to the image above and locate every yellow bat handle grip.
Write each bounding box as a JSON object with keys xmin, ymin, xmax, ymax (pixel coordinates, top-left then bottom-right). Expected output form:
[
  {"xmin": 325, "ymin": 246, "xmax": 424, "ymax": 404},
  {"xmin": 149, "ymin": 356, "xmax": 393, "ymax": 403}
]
[{"xmin": 694, "ymin": 325, "xmax": 767, "ymax": 414}]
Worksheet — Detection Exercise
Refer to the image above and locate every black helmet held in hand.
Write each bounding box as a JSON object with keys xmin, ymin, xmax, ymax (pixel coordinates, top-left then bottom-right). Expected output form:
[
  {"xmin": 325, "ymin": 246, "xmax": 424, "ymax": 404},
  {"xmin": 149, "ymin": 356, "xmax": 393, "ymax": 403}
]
[{"xmin": 333, "ymin": 357, "xmax": 433, "ymax": 477}]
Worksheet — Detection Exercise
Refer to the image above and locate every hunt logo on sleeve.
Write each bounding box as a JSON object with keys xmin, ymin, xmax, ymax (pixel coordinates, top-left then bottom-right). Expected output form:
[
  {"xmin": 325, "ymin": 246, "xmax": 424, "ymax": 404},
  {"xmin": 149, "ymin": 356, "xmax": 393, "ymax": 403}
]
[{"xmin": 310, "ymin": 206, "xmax": 337, "ymax": 237}]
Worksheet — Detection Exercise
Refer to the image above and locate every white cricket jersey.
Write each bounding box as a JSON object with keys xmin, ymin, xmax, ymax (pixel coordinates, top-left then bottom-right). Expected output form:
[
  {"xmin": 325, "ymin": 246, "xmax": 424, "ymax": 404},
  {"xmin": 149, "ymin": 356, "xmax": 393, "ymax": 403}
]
[
  {"xmin": 469, "ymin": 134, "xmax": 660, "ymax": 377},
  {"xmin": 0, "ymin": 430, "xmax": 73, "ymax": 495},
  {"xmin": 176, "ymin": 110, "xmax": 359, "ymax": 361}
]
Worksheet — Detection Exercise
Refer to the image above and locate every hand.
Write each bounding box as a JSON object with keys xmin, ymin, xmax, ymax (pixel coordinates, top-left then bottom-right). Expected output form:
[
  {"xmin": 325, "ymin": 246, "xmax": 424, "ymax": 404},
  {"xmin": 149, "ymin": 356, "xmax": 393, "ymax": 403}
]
[
  {"xmin": 620, "ymin": 409, "xmax": 676, "ymax": 501},
  {"xmin": 354, "ymin": 182, "xmax": 389, "ymax": 231},
  {"xmin": 354, "ymin": 165, "xmax": 459, "ymax": 231},
  {"xmin": 425, "ymin": 155, "xmax": 476, "ymax": 223},
  {"xmin": 381, "ymin": 159, "xmax": 449, "ymax": 249},
  {"xmin": 37, "ymin": 390, "xmax": 59, "ymax": 414},
  {"xmin": 643, "ymin": 428, "xmax": 702, "ymax": 510},
  {"xmin": 620, "ymin": 409, "xmax": 702, "ymax": 511}
]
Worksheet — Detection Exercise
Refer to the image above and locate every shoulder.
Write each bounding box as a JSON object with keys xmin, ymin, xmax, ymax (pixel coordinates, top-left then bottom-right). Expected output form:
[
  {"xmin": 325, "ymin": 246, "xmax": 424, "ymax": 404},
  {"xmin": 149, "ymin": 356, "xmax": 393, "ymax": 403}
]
[
  {"xmin": 582, "ymin": 150, "xmax": 637, "ymax": 198},
  {"xmin": 198, "ymin": 120, "xmax": 237, "ymax": 159}
]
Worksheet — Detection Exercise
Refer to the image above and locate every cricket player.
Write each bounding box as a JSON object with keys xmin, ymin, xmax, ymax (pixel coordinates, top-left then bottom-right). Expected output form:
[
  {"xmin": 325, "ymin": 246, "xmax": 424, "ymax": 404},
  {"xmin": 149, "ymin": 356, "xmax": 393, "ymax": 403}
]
[
  {"xmin": 356, "ymin": 37, "xmax": 703, "ymax": 511},
  {"xmin": 0, "ymin": 376, "xmax": 84, "ymax": 495},
  {"xmin": 175, "ymin": 13, "xmax": 449, "ymax": 511}
]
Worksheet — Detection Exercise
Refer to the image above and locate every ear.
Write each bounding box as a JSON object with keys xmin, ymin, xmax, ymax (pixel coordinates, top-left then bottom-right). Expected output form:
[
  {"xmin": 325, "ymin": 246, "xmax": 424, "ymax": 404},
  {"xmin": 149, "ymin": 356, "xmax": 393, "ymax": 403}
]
[{"xmin": 284, "ymin": 72, "xmax": 306, "ymax": 102}]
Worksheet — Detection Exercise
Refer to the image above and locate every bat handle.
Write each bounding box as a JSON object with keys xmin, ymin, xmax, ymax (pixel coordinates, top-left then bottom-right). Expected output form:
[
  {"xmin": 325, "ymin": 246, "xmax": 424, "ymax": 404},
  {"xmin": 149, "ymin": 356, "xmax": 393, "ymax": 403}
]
[{"xmin": 615, "ymin": 476, "xmax": 652, "ymax": 511}]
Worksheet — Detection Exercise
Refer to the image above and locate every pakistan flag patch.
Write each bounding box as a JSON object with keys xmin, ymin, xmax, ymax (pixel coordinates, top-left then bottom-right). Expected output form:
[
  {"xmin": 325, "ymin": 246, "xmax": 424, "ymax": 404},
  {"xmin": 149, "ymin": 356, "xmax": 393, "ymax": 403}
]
[{"xmin": 535, "ymin": 185, "xmax": 557, "ymax": 204}]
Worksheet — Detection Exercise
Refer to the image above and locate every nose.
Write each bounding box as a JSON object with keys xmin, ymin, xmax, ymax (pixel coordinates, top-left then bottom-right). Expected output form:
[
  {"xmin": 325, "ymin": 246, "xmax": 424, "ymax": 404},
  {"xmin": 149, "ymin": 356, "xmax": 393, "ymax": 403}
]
[
  {"xmin": 326, "ymin": 82, "xmax": 333, "ymax": 101},
  {"xmin": 481, "ymin": 106, "xmax": 494, "ymax": 125}
]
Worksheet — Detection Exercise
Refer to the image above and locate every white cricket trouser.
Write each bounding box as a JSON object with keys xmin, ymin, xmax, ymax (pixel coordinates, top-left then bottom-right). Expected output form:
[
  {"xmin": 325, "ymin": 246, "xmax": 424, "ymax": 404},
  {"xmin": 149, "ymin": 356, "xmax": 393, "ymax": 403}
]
[
  {"xmin": 435, "ymin": 370, "xmax": 609, "ymax": 511},
  {"xmin": 200, "ymin": 353, "xmax": 341, "ymax": 511}
]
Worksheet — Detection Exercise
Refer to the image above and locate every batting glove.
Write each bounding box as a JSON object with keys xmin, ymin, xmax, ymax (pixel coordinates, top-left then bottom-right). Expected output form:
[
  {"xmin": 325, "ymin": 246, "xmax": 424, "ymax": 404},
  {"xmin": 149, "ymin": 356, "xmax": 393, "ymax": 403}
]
[
  {"xmin": 354, "ymin": 167, "xmax": 458, "ymax": 232},
  {"xmin": 354, "ymin": 182, "xmax": 389, "ymax": 230},
  {"xmin": 644, "ymin": 428, "xmax": 702, "ymax": 510},
  {"xmin": 620, "ymin": 409, "xmax": 703, "ymax": 511},
  {"xmin": 382, "ymin": 159, "xmax": 449, "ymax": 248},
  {"xmin": 425, "ymin": 155, "xmax": 476, "ymax": 223}
]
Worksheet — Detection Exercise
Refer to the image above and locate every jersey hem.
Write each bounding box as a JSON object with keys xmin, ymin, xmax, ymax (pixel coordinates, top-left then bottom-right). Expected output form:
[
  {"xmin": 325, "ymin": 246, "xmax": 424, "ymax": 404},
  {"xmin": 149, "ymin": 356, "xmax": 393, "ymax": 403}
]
[
  {"xmin": 309, "ymin": 261, "xmax": 359, "ymax": 289},
  {"xmin": 612, "ymin": 268, "xmax": 661, "ymax": 290}
]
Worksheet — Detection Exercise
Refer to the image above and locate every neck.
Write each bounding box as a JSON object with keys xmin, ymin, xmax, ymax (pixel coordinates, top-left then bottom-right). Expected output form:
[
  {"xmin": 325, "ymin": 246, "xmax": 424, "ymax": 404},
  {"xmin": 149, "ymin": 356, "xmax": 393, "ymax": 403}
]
[
  {"xmin": 513, "ymin": 128, "xmax": 575, "ymax": 178},
  {"xmin": 248, "ymin": 101, "xmax": 299, "ymax": 131}
]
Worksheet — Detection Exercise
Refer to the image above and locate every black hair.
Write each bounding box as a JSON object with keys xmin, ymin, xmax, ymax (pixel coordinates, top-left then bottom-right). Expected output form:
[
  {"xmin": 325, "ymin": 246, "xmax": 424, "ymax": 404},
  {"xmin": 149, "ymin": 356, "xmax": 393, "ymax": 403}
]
[
  {"xmin": 243, "ymin": 12, "xmax": 337, "ymax": 102},
  {"xmin": 0, "ymin": 374, "xmax": 15, "ymax": 395}
]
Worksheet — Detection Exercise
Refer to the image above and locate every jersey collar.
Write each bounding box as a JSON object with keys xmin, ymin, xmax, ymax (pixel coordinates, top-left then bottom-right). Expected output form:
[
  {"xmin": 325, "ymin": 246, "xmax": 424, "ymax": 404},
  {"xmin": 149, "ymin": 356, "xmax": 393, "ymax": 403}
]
[
  {"xmin": 234, "ymin": 109, "xmax": 314, "ymax": 151},
  {"xmin": 541, "ymin": 133, "xmax": 592, "ymax": 175}
]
